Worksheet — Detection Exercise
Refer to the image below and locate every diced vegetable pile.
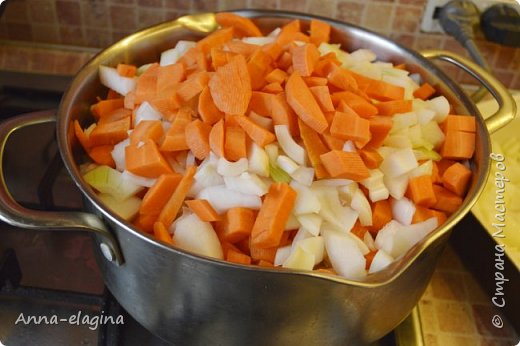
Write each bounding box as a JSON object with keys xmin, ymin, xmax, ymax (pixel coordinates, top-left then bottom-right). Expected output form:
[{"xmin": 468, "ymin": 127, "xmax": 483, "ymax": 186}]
[{"xmin": 75, "ymin": 13, "xmax": 476, "ymax": 280}]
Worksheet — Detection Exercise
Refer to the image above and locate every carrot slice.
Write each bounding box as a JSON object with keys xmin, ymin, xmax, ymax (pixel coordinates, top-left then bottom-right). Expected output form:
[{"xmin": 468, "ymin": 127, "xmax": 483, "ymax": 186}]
[
  {"xmin": 176, "ymin": 71, "xmax": 210, "ymax": 102},
  {"xmin": 413, "ymin": 82, "xmax": 436, "ymax": 100},
  {"xmin": 209, "ymin": 118, "xmax": 226, "ymax": 158},
  {"xmin": 215, "ymin": 12, "xmax": 262, "ymax": 37},
  {"xmin": 134, "ymin": 63, "xmax": 159, "ymax": 104},
  {"xmin": 210, "ymin": 48, "xmax": 238, "ymax": 70},
  {"xmin": 160, "ymin": 107, "xmax": 194, "ymax": 152},
  {"xmin": 130, "ymin": 120, "xmax": 164, "ymax": 145},
  {"xmin": 158, "ymin": 165, "xmax": 197, "ymax": 228},
  {"xmin": 303, "ymin": 76, "xmax": 328, "ymax": 87},
  {"xmin": 153, "ymin": 222, "xmax": 174, "ymax": 244},
  {"xmin": 276, "ymin": 19, "xmax": 301, "ymax": 46},
  {"xmin": 88, "ymin": 145, "xmax": 115, "ymax": 168},
  {"xmin": 262, "ymin": 82, "xmax": 284, "ymax": 94},
  {"xmin": 74, "ymin": 120, "xmax": 92, "ymax": 151},
  {"xmin": 321, "ymin": 132, "xmax": 344, "ymax": 150},
  {"xmin": 375, "ymin": 100, "xmax": 412, "ymax": 116},
  {"xmin": 185, "ymin": 119, "xmax": 211, "ymax": 160},
  {"xmin": 332, "ymin": 91, "xmax": 378, "ymax": 117},
  {"xmin": 271, "ymin": 92, "xmax": 300, "ymax": 137},
  {"xmin": 309, "ymin": 85, "xmax": 335, "ymax": 112},
  {"xmin": 369, "ymin": 200, "xmax": 392, "ymax": 235},
  {"xmin": 224, "ymin": 122, "xmax": 247, "ymax": 161},
  {"xmin": 330, "ymin": 110, "xmax": 371, "ymax": 148},
  {"xmin": 351, "ymin": 220, "xmax": 368, "ymax": 240},
  {"xmin": 116, "ymin": 63, "xmax": 137, "ymax": 77},
  {"xmin": 320, "ymin": 150, "xmax": 370, "ymax": 181},
  {"xmin": 291, "ymin": 43, "xmax": 320, "ymax": 77},
  {"xmin": 197, "ymin": 86, "xmax": 224, "ymax": 125},
  {"xmin": 265, "ymin": 68, "xmax": 287, "ymax": 84},
  {"xmin": 248, "ymin": 49, "xmax": 273, "ymax": 91},
  {"xmin": 134, "ymin": 213, "xmax": 156, "ymax": 234},
  {"xmin": 407, "ymin": 175, "xmax": 437, "ymax": 208},
  {"xmin": 359, "ymin": 148, "xmax": 383, "ymax": 169},
  {"xmin": 185, "ymin": 199, "xmax": 221, "ymax": 222},
  {"xmin": 442, "ymin": 162, "xmax": 472, "ymax": 196},
  {"xmin": 366, "ymin": 79, "xmax": 405, "ymax": 101},
  {"xmin": 226, "ymin": 248, "xmax": 252, "ymax": 265},
  {"xmin": 440, "ymin": 115, "xmax": 476, "ymax": 133},
  {"xmin": 220, "ymin": 207, "xmax": 256, "ymax": 243},
  {"xmin": 235, "ymin": 115, "xmax": 276, "ymax": 147},
  {"xmin": 285, "ymin": 72, "xmax": 328, "ymax": 133},
  {"xmin": 432, "ymin": 184, "xmax": 463, "ymax": 214},
  {"xmin": 209, "ymin": 55, "xmax": 252, "ymax": 115},
  {"xmin": 196, "ymin": 27, "xmax": 234, "ymax": 54},
  {"xmin": 126, "ymin": 139, "xmax": 174, "ymax": 178},
  {"xmin": 440, "ymin": 130, "xmax": 475, "ymax": 160},
  {"xmin": 310, "ymin": 19, "xmax": 331, "ymax": 46},
  {"xmin": 327, "ymin": 64, "xmax": 358, "ymax": 91},
  {"xmin": 412, "ymin": 206, "xmax": 447, "ymax": 225},
  {"xmin": 366, "ymin": 115, "xmax": 393, "ymax": 148},
  {"xmin": 298, "ymin": 119, "xmax": 329, "ymax": 179},
  {"xmin": 91, "ymin": 98, "xmax": 125, "ymax": 119},
  {"xmin": 140, "ymin": 173, "xmax": 182, "ymax": 215},
  {"xmin": 262, "ymin": 42, "xmax": 284, "ymax": 61},
  {"xmin": 251, "ymin": 183, "xmax": 297, "ymax": 249},
  {"xmin": 249, "ymin": 91, "xmax": 275, "ymax": 117},
  {"xmin": 89, "ymin": 116, "xmax": 130, "ymax": 146},
  {"xmin": 157, "ymin": 63, "xmax": 185, "ymax": 92}
]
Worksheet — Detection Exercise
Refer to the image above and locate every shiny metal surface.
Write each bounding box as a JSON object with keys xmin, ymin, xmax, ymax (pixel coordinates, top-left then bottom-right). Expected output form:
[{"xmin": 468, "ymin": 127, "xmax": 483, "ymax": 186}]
[{"xmin": 0, "ymin": 10, "xmax": 515, "ymax": 345}]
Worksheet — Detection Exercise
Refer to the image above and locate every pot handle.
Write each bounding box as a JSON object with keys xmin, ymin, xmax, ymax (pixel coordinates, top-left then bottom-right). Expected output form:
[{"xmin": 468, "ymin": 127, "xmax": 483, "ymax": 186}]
[
  {"xmin": 420, "ymin": 49, "xmax": 516, "ymax": 134},
  {"xmin": 0, "ymin": 111, "xmax": 124, "ymax": 265}
]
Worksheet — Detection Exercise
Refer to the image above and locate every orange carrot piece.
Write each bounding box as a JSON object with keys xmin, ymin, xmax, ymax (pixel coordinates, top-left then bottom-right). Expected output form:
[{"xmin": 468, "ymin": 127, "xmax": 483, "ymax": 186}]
[
  {"xmin": 235, "ymin": 115, "xmax": 276, "ymax": 147},
  {"xmin": 285, "ymin": 72, "xmax": 328, "ymax": 133},
  {"xmin": 160, "ymin": 107, "xmax": 194, "ymax": 152},
  {"xmin": 375, "ymin": 100, "xmax": 413, "ymax": 116},
  {"xmin": 407, "ymin": 175, "xmax": 437, "ymax": 208},
  {"xmin": 366, "ymin": 116, "xmax": 393, "ymax": 148},
  {"xmin": 369, "ymin": 200, "xmax": 392, "ymax": 235},
  {"xmin": 198, "ymin": 86, "xmax": 224, "ymax": 125},
  {"xmin": 303, "ymin": 76, "xmax": 328, "ymax": 87},
  {"xmin": 412, "ymin": 206, "xmax": 447, "ymax": 225},
  {"xmin": 185, "ymin": 119, "xmax": 211, "ymax": 160},
  {"xmin": 249, "ymin": 91, "xmax": 275, "ymax": 117},
  {"xmin": 140, "ymin": 173, "xmax": 182, "ymax": 215},
  {"xmin": 366, "ymin": 79, "xmax": 405, "ymax": 101},
  {"xmin": 330, "ymin": 110, "xmax": 371, "ymax": 148},
  {"xmin": 442, "ymin": 162, "xmax": 472, "ymax": 196},
  {"xmin": 247, "ymin": 49, "xmax": 273, "ymax": 91},
  {"xmin": 440, "ymin": 115, "xmax": 476, "ymax": 133},
  {"xmin": 276, "ymin": 51, "xmax": 293, "ymax": 71},
  {"xmin": 432, "ymin": 184, "xmax": 463, "ymax": 214},
  {"xmin": 149, "ymin": 90, "xmax": 181, "ymax": 115},
  {"xmin": 262, "ymin": 82, "xmax": 284, "ymax": 94},
  {"xmin": 257, "ymin": 259, "xmax": 274, "ymax": 267},
  {"xmin": 265, "ymin": 68, "xmax": 287, "ymax": 84},
  {"xmin": 134, "ymin": 63, "xmax": 159, "ymax": 104},
  {"xmin": 221, "ymin": 207, "xmax": 256, "ymax": 243},
  {"xmin": 348, "ymin": 71, "xmax": 373, "ymax": 92},
  {"xmin": 130, "ymin": 120, "xmax": 164, "ymax": 145},
  {"xmin": 126, "ymin": 139, "xmax": 174, "ymax": 178},
  {"xmin": 153, "ymin": 222, "xmax": 174, "ymax": 245},
  {"xmin": 359, "ymin": 148, "xmax": 383, "ymax": 169},
  {"xmin": 117, "ymin": 63, "xmax": 137, "ymax": 77},
  {"xmin": 210, "ymin": 48, "xmax": 238, "ymax": 70},
  {"xmin": 309, "ymin": 85, "xmax": 335, "ymax": 112},
  {"xmin": 431, "ymin": 161, "xmax": 442, "ymax": 184},
  {"xmin": 176, "ymin": 71, "xmax": 210, "ymax": 102},
  {"xmin": 215, "ymin": 12, "xmax": 262, "ymax": 37},
  {"xmin": 158, "ymin": 165, "xmax": 197, "ymax": 228},
  {"xmin": 351, "ymin": 220, "xmax": 368, "ymax": 240},
  {"xmin": 249, "ymin": 242, "xmax": 277, "ymax": 262},
  {"xmin": 209, "ymin": 118, "xmax": 226, "ymax": 158},
  {"xmin": 89, "ymin": 117, "xmax": 130, "ymax": 146},
  {"xmin": 321, "ymin": 132, "xmax": 344, "ymax": 150},
  {"xmin": 251, "ymin": 183, "xmax": 297, "ymax": 249},
  {"xmin": 91, "ymin": 98, "xmax": 125, "ymax": 119},
  {"xmin": 331, "ymin": 91, "xmax": 378, "ymax": 117},
  {"xmin": 271, "ymin": 92, "xmax": 300, "ymax": 137},
  {"xmin": 124, "ymin": 91, "xmax": 136, "ymax": 110},
  {"xmin": 313, "ymin": 54, "xmax": 340, "ymax": 78},
  {"xmin": 88, "ymin": 145, "xmax": 115, "ymax": 168},
  {"xmin": 365, "ymin": 250, "xmax": 378, "ymax": 270},
  {"xmin": 291, "ymin": 43, "xmax": 320, "ymax": 77},
  {"xmin": 106, "ymin": 89, "xmax": 120, "ymax": 99},
  {"xmin": 298, "ymin": 119, "xmax": 329, "ymax": 179},
  {"xmin": 97, "ymin": 108, "xmax": 132, "ymax": 124},
  {"xmin": 413, "ymin": 82, "xmax": 436, "ymax": 100},
  {"xmin": 276, "ymin": 19, "xmax": 301, "ymax": 46},
  {"xmin": 179, "ymin": 47, "xmax": 208, "ymax": 72},
  {"xmin": 74, "ymin": 120, "xmax": 92, "ymax": 151},
  {"xmin": 226, "ymin": 248, "xmax": 252, "ymax": 265},
  {"xmin": 440, "ymin": 130, "xmax": 475, "ymax": 160},
  {"xmin": 327, "ymin": 64, "xmax": 358, "ymax": 91},
  {"xmin": 196, "ymin": 27, "xmax": 234, "ymax": 54},
  {"xmin": 209, "ymin": 55, "xmax": 252, "ymax": 115},
  {"xmin": 185, "ymin": 199, "xmax": 221, "ymax": 222},
  {"xmin": 224, "ymin": 123, "xmax": 247, "ymax": 161},
  {"xmin": 157, "ymin": 63, "xmax": 185, "ymax": 92},
  {"xmin": 223, "ymin": 40, "xmax": 258, "ymax": 57},
  {"xmin": 262, "ymin": 42, "xmax": 284, "ymax": 61},
  {"xmin": 310, "ymin": 19, "xmax": 331, "ymax": 46},
  {"xmin": 320, "ymin": 150, "xmax": 370, "ymax": 181},
  {"xmin": 134, "ymin": 213, "xmax": 156, "ymax": 234}
]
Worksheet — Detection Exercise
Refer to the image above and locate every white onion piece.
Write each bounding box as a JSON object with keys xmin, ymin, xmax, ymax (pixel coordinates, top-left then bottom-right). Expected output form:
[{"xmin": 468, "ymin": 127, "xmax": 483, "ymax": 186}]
[
  {"xmin": 121, "ymin": 170, "xmax": 157, "ymax": 188},
  {"xmin": 296, "ymin": 213, "xmax": 322, "ymax": 236},
  {"xmin": 99, "ymin": 65, "xmax": 136, "ymax": 96},
  {"xmin": 134, "ymin": 102, "xmax": 162, "ymax": 127},
  {"xmin": 174, "ymin": 212, "xmax": 223, "ymax": 259},
  {"xmin": 111, "ymin": 138, "xmax": 130, "ymax": 172},
  {"xmin": 197, "ymin": 185, "xmax": 261, "ymax": 214},
  {"xmin": 224, "ymin": 172, "xmax": 269, "ymax": 196},
  {"xmin": 391, "ymin": 197, "xmax": 416, "ymax": 225},
  {"xmin": 274, "ymin": 125, "xmax": 306, "ymax": 165},
  {"xmin": 368, "ymin": 250, "xmax": 394, "ymax": 274},
  {"xmin": 217, "ymin": 157, "xmax": 248, "ymax": 176},
  {"xmin": 323, "ymin": 228, "xmax": 366, "ymax": 280},
  {"xmin": 247, "ymin": 143, "xmax": 269, "ymax": 177}
]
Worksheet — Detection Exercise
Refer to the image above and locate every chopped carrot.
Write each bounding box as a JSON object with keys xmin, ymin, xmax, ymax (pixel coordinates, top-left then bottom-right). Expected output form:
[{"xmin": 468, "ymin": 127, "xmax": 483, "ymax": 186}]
[
  {"xmin": 251, "ymin": 183, "xmax": 297, "ymax": 249},
  {"xmin": 265, "ymin": 68, "xmax": 287, "ymax": 84},
  {"xmin": 327, "ymin": 64, "xmax": 358, "ymax": 91},
  {"xmin": 158, "ymin": 165, "xmax": 197, "ymax": 228},
  {"xmin": 351, "ymin": 220, "xmax": 368, "ymax": 239},
  {"xmin": 153, "ymin": 222, "xmax": 174, "ymax": 245},
  {"xmin": 431, "ymin": 161, "xmax": 442, "ymax": 184},
  {"xmin": 196, "ymin": 27, "xmax": 234, "ymax": 54},
  {"xmin": 88, "ymin": 145, "xmax": 115, "ymax": 168},
  {"xmin": 235, "ymin": 115, "xmax": 276, "ymax": 147},
  {"xmin": 309, "ymin": 85, "xmax": 335, "ymax": 112},
  {"xmin": 369, "ymin": 200, "xmax": 392, "ymax": 235},
  {"xmin": 276, "ymin": 19, "xmax": 302, "ymax": 46},
  {"xmin": 436, "ymin": 159, "xmax": 457, "ymax": 177},
  {"xmin": 249, "ymin": 242, "xmax": 277, "ymax": 262},
  {"xmin": 226, "ymin": 248, "xmax": 252, "ymax": 265},
  {"xmin": 133, "ymin": 213, "xmax": 156, "ymax": 234},
  {"xmin": 303, "ymin": 76, "xmax": 328, "ymax": 87},
  {"xmin": 432, "ymin": 184, "xmax": 463, "ymax": 214},
  {"xmin": 348, "ymin": 71, "xmax": 373, "ymax": 92},
  {"xmin": 298, "ymin": 119, "xmax": 329, "ymax": 179},
  {"xmin": 257, "ymin": 259, "xmax": 274, "ymax": 267},
  {"xmin": 320, "ymin": 150, "xmax": 370, "ymax": 181},
  {"xmin": 209, "ymin": 55, "xmax": 252, "ymax": 115},
  {"xmin": 366, "ymin": 79, "xmax": 405, "ymax": 101},
  {"xmin": 224, "ymin": 123, "xmax": 247, "ymax": 161},
  {"xmin": 89, "ymin": 116, "xmax": 130, "ymax": 146},
  {"xmin": 375, "ymin": 100, "xmax": 412, "ymax": 116},
  {"xmin": 247, "ymin": 49, "xmax": 273, "ymax": 91},
  {"xmin": 310, "ymin": 19, "xmax": 331, "ymax": 46},
  {"xmin": 157, "ymin": 63, "xmax": 185, "ymax": 92},
  {"xmin": 262, "ymin": 42, "xmax": 284, "ymax": 61},
  {"xmin": 91, "ymin": 98, "xmax": 125, "ymax": 119},
  {"xmin": 97, "ymin": 108, "xmax": 132, "ymax": 124},
  {"xmin": 249, "ymin": 91, "xmax": 275, "ymax": 117},
  {"xmin": 176, "ymin": 71, "xmax": 210, "ymax": 102},
  {"xmin": 140, "ymin": 173, "xmax": 182, "ymax": 215},
  {"xmin": 442, "ymin": 162, "xmax": 472, "ymax": 196},
  {"xmin": 313, "ymin": 55, "xmax": 340, "ymax": 78},
  {"xmin": 160, "ymin": 107, "xmax": 194, "ymax": 152},
  {"xmin": 276, "ymin": 51, "xmax": 293, "ymax": 71},
  {"xmin": 130, "ymin": 120, "xmax": 164, "ymax": 145},
  {"xmin": 365, "ymin": 250, "xmax": 377, "ymax": 270},
  {"xmin": 185, "ymin": 119, "xmax": 211, "ymax": 160},
  {"xmin": 124, "ymin": 91, "xmax": 136, "ymax": 110},
  {"xmin": 262, "ymin": 82, "xmax": 284, "ymax": 94},
  {"xmin": 285, "ymin": 72, "xmax": 328, "ymax": 133},
  {"xmin": 210, "ymin": 48, "xmax": 238, "ymax": 70},
  {"xmin": 224, "ymin": 40, "xmax": 258, "ymax": 57},
  {"xmin": 220, "ymin": 207, "xmax": 256, "ymax": 243},
  {"xmin": 179, "ymin": 47, "xmax": 208, "ymax": 72},
  {"xmin": 359, "ymin": 148, "xmax": 383, "ymax": 169},
  {"xmin": 134, "ymin": 63, "xmax": 159, "ymax": 104},
  {"xmin": 321, "ymin": 132, "xmax": 344, "ymax": 150},
  {"xmin": 366, "ymin": 116, "xmax": 393, "ymax": 148},
  {"xmin": 407, "ymin": 175, "xmax": 437, "ymax": 208},
  {"xmin": 149, "ymin": 89, "xmax": 181, "ymax": 115},
  {"xmin": 440, "ymin": 115, "xmax": 476, "ymax": 133},
  {"xmin": 185, "ymin": 199, "xmax": 221, "ymax": 222},
  {"xmin": 413, "ymin": 83, "xmax": 436, "ymax": 100},
  {"xmin": 126, "ymin": 139, "xmax": 174, "ymax": 178},
  {"xmin": 440, "ymin": 130, "xmax": 475, "ymax": 160},
  {"xmin": 271, "ymin": 92, "xmax": 300, "ymax": 137},
  {"xmin": 291, "ymin": 43, "xmax": 320, "ymax": 77},
  {"xmin": 215, "ymin": 12, "xmax": 262, "ymax": 37},
  {"xmin": 209, "ymin": 118, "xmax": 226, "ymax": 158},
  {"xmin": 74, "ymin": 120, "xmax": 92, "ymax": 151},
  {"xmin": 412, "ymin": 206, "xmax": 447, "ymax": 225},
  {"xmin": 331, "ymin": 91, "xmax": 378, "ymax": 118},
  {"xmin": 330, "ymin": 110, "xmax": 371, "ymax": 148},
  {"xmin": 117, "ymin": 63, "xmax": 137, "ymax": 77},
  {"xmin": 198, "ymin": 86, "xmax": 224, "ymax": 125}
]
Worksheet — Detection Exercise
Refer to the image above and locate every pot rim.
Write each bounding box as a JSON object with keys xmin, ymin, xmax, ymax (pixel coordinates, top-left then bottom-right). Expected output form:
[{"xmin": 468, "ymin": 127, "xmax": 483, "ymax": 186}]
[{"xmin": 56, "ymin": 9, "xmax": 492, "ymax": 287}]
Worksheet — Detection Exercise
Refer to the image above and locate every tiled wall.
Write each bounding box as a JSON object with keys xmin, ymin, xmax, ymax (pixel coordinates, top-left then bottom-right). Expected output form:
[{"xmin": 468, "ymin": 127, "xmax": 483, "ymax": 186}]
[{"xmin": 0, "ymin": 0, "xmax": 519, "ymax": 88}]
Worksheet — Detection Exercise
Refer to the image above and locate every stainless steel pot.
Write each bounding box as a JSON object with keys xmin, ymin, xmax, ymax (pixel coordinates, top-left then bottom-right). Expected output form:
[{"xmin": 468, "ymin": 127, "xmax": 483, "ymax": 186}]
[{"xmin": 0, "ymin": 10, "xmax": 515, "ymax": 345}]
